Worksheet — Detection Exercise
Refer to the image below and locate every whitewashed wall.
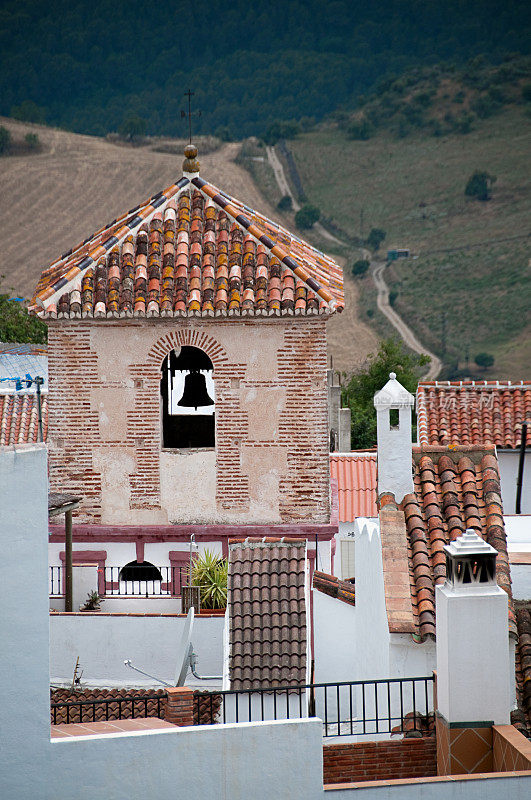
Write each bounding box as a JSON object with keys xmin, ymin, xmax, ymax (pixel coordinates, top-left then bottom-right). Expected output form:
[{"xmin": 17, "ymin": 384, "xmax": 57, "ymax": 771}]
[
  {"xmin": 498, "ymin": 451, "xmax": 531, "ymax": 515},
  {"xmin": 50, "ymin": 613, "xmax": 225, "ymax": 687},
  {"xmin": 327, "ymin": 774, "xmax": 531, "ymax": 799}
]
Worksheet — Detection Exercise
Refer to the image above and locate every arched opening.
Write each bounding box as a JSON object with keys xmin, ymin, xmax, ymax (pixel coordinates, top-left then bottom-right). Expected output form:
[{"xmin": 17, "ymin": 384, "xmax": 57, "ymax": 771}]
[
  {"xmin": 119, "ymin": 560, "xmax": 163, "ymax": 582},
  {"xmin": 160, "ymin": 346, "xmax": 215, "ymax": 449}
]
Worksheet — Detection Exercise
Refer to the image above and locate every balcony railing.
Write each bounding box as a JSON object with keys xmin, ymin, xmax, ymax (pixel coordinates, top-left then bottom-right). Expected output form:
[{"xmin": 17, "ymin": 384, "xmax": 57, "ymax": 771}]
[
  {"xmin": 49, "ymin": 565, "xmax": 189, "ymax": 598},
  {"xmin": 50, "ymin": 676, "xmax": 435, "ymax": 738}
]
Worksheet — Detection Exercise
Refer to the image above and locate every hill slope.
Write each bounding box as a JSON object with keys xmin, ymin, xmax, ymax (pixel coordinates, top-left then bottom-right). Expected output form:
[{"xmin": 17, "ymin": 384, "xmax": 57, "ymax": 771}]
[
  {"xmin": 0, "ymin": 118, "xmax": 378, "ymax": 371},
  {"xmin": 287, "ymin": 105, "xmax": 531, "ymax": 378}
]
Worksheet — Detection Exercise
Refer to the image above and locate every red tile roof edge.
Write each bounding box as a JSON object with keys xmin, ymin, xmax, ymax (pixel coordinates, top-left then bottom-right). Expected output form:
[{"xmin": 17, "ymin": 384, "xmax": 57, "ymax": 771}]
[
  {"xmin": 313, "ymin": 570, "xmax": 355, "ymax": 607},
  {"xmin": 228, "ymin": 537, "xmax": 306, "ymax": 546}
]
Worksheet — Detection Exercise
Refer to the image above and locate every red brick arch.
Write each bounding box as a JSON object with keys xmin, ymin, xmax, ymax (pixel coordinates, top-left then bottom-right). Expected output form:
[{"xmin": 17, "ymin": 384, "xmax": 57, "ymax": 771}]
[{"xmin": 147, "ymin": 330, "xmax": 228, "ymax": 370}]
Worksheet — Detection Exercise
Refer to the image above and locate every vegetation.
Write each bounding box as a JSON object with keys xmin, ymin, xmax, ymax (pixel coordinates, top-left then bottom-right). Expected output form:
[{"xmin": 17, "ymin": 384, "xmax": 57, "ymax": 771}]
[
  {"xmin": 277, "ymin": 194, "xmax": 293, "ymax": 212},
  {"xmin": 341, "ymin": 339, "xmax": 429, "ymax": 449},
  {"xmin": 289, "ymin": 97, "xmax": 531, "ymax": 377},
  {"xmin": 0, "ymin": 126, "xmax": 11, "ymax": 154},
  {"xmin": 0, "ymin": 2, "xmax": 529, "ymax": 137},
  {"xmin": 465, "ymin": 170, "xmax": 497, "ymax": 201},
  {"xmin": 0, "ymin": 280, "xmax": 47, "ymax": 343},
  {"xmin": 295, "ymin": 203, "xmax": 320, "ymax": 230},
  {"xmin": 118, "ymin": 114, "xmax": 147, "ymax": 142},
  {"xmin": 0, "ymin": 126, "xmax": 42, "ymax": 156},
  {"xmin": 352, "ymin": 259, "xmax": 370, "ymax": 277},
  {"xmin": 367, "ymin": 227, "xmax": 386, "ymax": 251},
  {"xmin": 475, "ymin": 352, "xmax": 495, "ymax": 370},
  {"xmin": 191, "ymin": 550, "xmax": 228, "ymax": 610}
]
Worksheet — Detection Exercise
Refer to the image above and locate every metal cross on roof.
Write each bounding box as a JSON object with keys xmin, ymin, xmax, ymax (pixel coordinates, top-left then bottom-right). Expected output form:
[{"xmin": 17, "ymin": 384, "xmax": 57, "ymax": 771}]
[{"xmin": 181, "ymin": 89, "xmax": 201, "ymax": 144}]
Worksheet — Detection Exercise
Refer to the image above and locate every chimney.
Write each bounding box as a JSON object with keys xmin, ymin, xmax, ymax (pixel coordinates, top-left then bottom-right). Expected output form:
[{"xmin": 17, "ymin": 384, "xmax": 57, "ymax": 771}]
[
  {"xmin": 435, "ymin": 530, "xmax": 511, "ymax": 774},
  {"xmin": 328, "ymin": 369, "xmax": 351, "ymax": 452},
  {"xmin": 373, "ymin": 372, "xmax": 414, "ymax": 503}
]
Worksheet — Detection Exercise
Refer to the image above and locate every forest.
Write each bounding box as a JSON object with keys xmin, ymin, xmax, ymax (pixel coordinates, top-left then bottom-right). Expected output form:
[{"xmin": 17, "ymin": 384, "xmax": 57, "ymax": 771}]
[{"xmin": 0, "ymin": 0, "xmax": 530, "ymax": 138}]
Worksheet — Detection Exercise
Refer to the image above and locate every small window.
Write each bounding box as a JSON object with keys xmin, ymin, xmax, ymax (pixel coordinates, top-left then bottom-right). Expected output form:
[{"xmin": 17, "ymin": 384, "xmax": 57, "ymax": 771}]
[
  {"xmin": 119, "ymin": 560, "xmax": 163, "ymax": 582},
  {"xmin": 340, "ymin": 539, "xmax": 356, "ymax": 581},
  {"xmin": 389, "ymin": 408, "xmax": 399, "ymax": 429},
  {"xmin": 161, "ymin": 346, "xmax": 215, "ymax": 448}
]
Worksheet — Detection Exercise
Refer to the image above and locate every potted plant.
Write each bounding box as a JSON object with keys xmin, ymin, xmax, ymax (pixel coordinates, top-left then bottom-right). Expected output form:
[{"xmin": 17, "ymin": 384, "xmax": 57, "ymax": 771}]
[
  {"xmin": 79, "ymin": 590, "xmax": 104, "ymax": 612},
  {"xmin": 191, "ymin": 550, "xmax": 228, "ymax": 612}
]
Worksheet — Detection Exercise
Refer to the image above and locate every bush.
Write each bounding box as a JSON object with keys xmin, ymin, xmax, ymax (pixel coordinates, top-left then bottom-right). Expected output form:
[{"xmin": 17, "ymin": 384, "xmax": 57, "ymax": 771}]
[
  {"xmin": 474, "ymin": 352, "xmax": 495, "ymax": 370},
  {"xmin": 191, "ymin": 549, "xmax": 228, "ymax": 610},
  {"xmin": 352, "ymin": 259, "xmax": 370, "ymax": 277},
  {"xmin": 465, "ymin": 171, "xmax": 496, "ymax": 201},
  {"xmin": 263, "ymin": 120, "xmax": 300, "ymax": 145},
  {"xmin": 367, "ymin": 227, "xmax": 386, "ymax": 250},
  {"xmin": 0, "ymin": 278, "xmax": 47, "ymax": 343},
  {"xmin": 277, "ymin": 194, "xmax": 292, "ymax": 212},
  {"xmin": 10, "ymin": 100, "xmax": 46, "ymax": 123},
  {"xmin": 24, "ymin": 132, "xmax": 40, "ymax": 150},
  {"xmin": 389, "ymin": 290, "xmax": 398, "ymax": 307},
  {"xmin": 118, "ymin": 114, "xmax": 147, "ymax": 141},
  {"xmin": 347, "ymin": 116, "xmax": 374, "ymax": 140},
  {"xmin": 0, "ymin": 126, "xmax": 11, "ymax": 154},
  {"xmin": 522, "ymin": 84, "xmax": 531, "ymax": 102},
  {"xmin": 295, "ymin": 204, "xmax": 320, "ymax": 230}
]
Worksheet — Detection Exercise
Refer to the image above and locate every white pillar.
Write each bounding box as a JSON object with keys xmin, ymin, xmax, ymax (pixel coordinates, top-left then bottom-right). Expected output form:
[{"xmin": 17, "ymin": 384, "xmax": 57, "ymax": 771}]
[
  {"xmin": 436, "ymin": 530, "xmax": 511, "ymax": 725},
  {"xmin": 373, "ymin": 372, "xmax": 414, "ymax": 503}
]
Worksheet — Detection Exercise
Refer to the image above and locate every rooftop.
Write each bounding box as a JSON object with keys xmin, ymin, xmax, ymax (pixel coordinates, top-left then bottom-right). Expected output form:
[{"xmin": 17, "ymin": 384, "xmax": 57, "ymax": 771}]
[
  {"xmin": 0, "ymin": 393, "xmax": 48, "ymax": 445},
  {"xmin": 31, "ymin": 152, "xmax": 344, "ymax": 319},
  {"xmin": 329, "ymin": 452, "xmax": 377, "ymax": 522},
  {"xmin": 227, "ymin": 537, "xmax": 307, "ymax": 690},
  {"xmin": 417, "ymin": 381, "xmax": 531, "ymax": 449}
]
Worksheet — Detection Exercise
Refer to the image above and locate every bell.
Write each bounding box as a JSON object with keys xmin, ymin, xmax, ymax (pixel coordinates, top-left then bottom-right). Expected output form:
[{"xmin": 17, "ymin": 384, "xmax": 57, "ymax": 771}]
[{"xmin": 177, "ymin": 372, "xmax": 214, "ymax": 410}]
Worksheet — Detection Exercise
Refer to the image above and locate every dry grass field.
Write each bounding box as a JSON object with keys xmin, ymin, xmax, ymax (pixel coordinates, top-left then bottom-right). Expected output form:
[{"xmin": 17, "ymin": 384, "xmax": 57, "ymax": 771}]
[{"xmin": 0, "ymin": 117, "xmax": 378, "ymax": 373}]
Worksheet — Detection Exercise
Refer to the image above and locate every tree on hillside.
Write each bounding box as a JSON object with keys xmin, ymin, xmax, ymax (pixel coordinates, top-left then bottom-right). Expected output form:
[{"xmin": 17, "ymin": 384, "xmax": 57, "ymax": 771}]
[
  {"xmin": 10, "ymin": 100, "xmax": 46, "ymax": 124},
  {"xmin": 474, "ymin": 352, "xmax": 494, "ymax": 370},
  {"xmin": 351, "ymin": 259, "xmax": 370, "ymax": 277},
  {"xmin": 342, "ymin": 339, "xmax": 429, "ymax": 449},
  {"xmin": 465, "ymin": 171, "xmax": 496, "ymax": 201},
  {"xmin": 0, "ymin": 126, "xmax": 11, "ymax": 154},
  {"xmin": 295, "ymin": 204, "xmax": 320, "ymax": 230},
  {"xmin": 367, "ymin": 227, "xmax": 386, "ymax": 251},
  {"xmin": 118, "ymin": 114, "xmax": 147, "ymax": 141},
  {"xmin": 0, "ymin": 281, "xmax": 47, "ymax": 344}
]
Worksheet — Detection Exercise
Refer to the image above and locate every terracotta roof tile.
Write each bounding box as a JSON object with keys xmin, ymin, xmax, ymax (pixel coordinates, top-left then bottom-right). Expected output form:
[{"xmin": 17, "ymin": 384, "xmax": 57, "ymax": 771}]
[
  {"xmin": 397, "ymin": 445, "xmax": 515, "ymax": 640},
  {"xmin": 228, "ymin": 538, "xmax": 307, "ymax": 690},
  {"xmin": 417, "ymin": 381, "xmax": 531, "ymax": 449},
  {"xmin": 0, "ymin": 393, "xmax": 48, "ymax": 445},
  {"xmin": 313, "ymin": 570, "xmax": 355, "ymax": 606},
  {"xmin": 514, "ymin": 602, "xmax": 531, "ymax": 738},
  {"xmin": 329, "ymin": 453, "xmax": 377, "ymax": 521},
  {"xmin": 32, "ymin": 175, "xmax": 344, "ymax": 318}
]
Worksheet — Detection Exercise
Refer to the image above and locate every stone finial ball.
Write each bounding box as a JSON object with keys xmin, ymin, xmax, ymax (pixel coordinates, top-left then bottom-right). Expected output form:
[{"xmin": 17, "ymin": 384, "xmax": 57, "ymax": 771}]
[
  {"xmin": 184, "ymin": 144, "xmax": 198, "ymax": 158},
  {"xmin": 390, "ymin": 372, "xmax": 396, "ymax": 380}
]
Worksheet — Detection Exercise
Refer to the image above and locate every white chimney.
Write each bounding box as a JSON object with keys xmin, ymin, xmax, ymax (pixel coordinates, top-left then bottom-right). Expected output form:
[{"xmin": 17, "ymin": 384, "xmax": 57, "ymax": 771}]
[
  {"xmin": 373, "ymin": 372, "xmax": 414, "ymax": 503},
  {"xmin": 436, "ymin": 530, "xmax": 511, "ymax": 726}
]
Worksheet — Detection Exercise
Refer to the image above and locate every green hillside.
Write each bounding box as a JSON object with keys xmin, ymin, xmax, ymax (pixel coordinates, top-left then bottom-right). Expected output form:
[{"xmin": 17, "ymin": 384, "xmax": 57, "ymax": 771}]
[
  {"xmin": 286, "ymin": 80, "xmax": 531, "ymax": 377},
  {"xmin": 0, "ymin": 1, "xmax": 530, "ymax": 138}
]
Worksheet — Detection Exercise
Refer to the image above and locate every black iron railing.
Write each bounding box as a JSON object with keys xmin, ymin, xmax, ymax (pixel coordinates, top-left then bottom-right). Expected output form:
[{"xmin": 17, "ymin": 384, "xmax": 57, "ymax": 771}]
[
  {"xmin": 51, "ymin": 694, "xmax": 167, "ymax": 725},
  {"xmin": 195, "ymin": 676, "xmax": 435, "ymax": 738}
]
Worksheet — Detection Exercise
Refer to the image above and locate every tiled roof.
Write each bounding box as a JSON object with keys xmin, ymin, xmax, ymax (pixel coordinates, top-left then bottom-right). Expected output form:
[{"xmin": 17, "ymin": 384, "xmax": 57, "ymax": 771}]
[
  {"xmin": 31, "ymin": 173, "xmax": 344, "ymax": 319},
  {"xmin": 330, "ymin": 453, "xmax": 377, "ymax": 521},
  {"xmin": 514, "ymin": 602, "xmax": 531, "ymax": 738},
  {"xmin": 313, "ymin": 570, "xmax": 355, "ymax": 606},
  {"xmin": 417, "ymin": 381, "xmax": 531, "ymax": 449},
  {"xmin": 397, "ymin": 445, "xmax": 515, "ymax": 640},
  {"xmin": 0, "ymin": 393, "xmax": 48, "ymax": 445},
  {"xmin": 227, "ymin": 537, "xmax": 307, "ymax": 690}
]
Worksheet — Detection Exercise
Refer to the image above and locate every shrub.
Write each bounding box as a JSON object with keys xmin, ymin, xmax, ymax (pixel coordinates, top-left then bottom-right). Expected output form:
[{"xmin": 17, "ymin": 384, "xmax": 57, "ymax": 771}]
[
  {"xmin": 24, "ymin": 132, "xmax": 40, "ymax": 150},
  {"xmin": 295, "ymin": 204, "xmax": 320, "ymax": 230},
  {"xmin": 118, "ymin": 114, "xmax": 147, "ymax": 141},
  {"xmin": 191, "ymin": 550, "xmax": 228, "ymax": 610},
  {"xmin": 465, "ymin": 171, "xmax": 496, "ymax": 201},
  {"xmin": 352, "ymin": 259, "xmax": 370, "ymax": 277},
  {"xmin": 10, "ymin": 100, "xmax": 46, "ymax": 124},
  {"xmin": 522, "ymin": 84, "xmax": 531, "ymax": 102},
  {"xmin": 347, "ymin": 116, "xmax": 374, "ymax": 140},
  {"xmin": 474, "ymin": 352, "xmax": 495, "ymax": 370},
  {"xmin": 389, "ymin": 290, "xmax": 398, "ymax": 307},
  {"xmin": 367, "ymin": 227, "xmax": 386, "ymax": 251},
  {"xmin": 263, "ymin": 120, "xmax": 300, "ymax": 145},
  {"xmin": 0, "ymin": 126, "xmax": 11, "ymax": 154},
  {"xmin": 277, "ymin": 195, "xmax": 292, "ymax": 212}
]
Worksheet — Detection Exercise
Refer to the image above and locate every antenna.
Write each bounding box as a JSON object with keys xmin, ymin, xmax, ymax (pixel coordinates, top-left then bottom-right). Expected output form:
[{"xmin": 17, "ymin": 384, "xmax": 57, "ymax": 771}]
[
  {"xmin": 175, "ymin": 607, "xmax": 195, "ymax": 686},
  {"xmin": 181, "ymin": 89, "xmax": 201, "ymax": 144}
]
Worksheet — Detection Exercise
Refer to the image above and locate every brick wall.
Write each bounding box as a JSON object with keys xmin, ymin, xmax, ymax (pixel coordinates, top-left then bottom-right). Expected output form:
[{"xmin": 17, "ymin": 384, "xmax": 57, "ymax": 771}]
[
  {"xmin": 323, "ymin": 738, "xmax": 437, "ymax": 785},
  {"xmin": 47, "ymin": 317, "xmax": 329, "ymax": 525}
]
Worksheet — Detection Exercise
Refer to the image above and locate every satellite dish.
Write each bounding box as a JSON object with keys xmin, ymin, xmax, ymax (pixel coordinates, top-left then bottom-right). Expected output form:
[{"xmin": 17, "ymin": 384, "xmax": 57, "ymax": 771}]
[{"xmin": 175, "ymin": 607, "xmax": 195, "ymax": 686}]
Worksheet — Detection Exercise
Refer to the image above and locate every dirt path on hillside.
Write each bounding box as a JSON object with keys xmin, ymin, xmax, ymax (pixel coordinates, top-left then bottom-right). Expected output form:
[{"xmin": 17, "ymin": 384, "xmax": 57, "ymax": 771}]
[{"xmin": 372, "ymin": 260, "xmax": 441, "ymax": 379}]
